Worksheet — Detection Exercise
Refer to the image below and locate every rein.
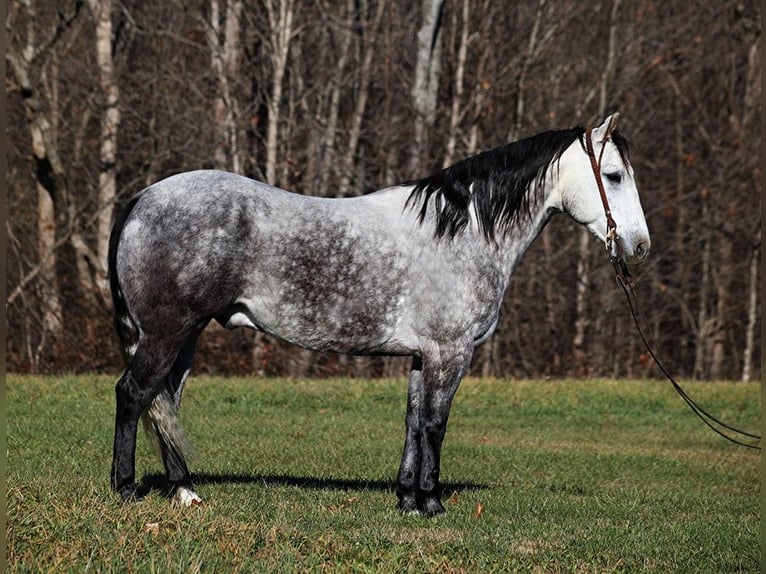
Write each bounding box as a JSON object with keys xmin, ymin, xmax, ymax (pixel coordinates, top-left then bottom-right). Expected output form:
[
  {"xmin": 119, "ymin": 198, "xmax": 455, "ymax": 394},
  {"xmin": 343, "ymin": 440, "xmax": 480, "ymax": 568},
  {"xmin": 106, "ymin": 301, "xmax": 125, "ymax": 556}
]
[{"xmin": 584, "ymin": 126, "xmax": 761, "ymax": 451}]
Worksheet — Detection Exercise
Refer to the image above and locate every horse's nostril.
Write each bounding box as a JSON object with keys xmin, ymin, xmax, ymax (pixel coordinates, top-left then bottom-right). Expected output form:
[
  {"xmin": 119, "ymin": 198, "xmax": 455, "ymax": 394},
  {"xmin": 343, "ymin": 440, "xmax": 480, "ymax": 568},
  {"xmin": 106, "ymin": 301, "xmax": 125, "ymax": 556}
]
[{"xmin": 635, "ymin": 241, "xmax": 649, "ymax": 260}]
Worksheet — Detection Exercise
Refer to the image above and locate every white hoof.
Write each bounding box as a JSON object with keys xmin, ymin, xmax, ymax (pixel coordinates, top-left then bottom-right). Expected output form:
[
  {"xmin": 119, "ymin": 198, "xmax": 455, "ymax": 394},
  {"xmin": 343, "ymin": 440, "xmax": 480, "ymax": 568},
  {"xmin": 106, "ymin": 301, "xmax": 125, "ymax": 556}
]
[{"xmin": 174, "ymin": 486, "xmax": 203, "ymax": 507}]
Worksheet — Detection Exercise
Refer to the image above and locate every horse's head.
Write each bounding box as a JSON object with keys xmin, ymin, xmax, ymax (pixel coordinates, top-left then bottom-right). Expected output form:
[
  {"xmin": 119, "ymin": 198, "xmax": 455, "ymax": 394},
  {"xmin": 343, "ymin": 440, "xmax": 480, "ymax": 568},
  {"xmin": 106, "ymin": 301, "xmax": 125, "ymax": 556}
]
[{"xmin": 558, "ymin": 113, "xmax": 651, "ymax": 266}]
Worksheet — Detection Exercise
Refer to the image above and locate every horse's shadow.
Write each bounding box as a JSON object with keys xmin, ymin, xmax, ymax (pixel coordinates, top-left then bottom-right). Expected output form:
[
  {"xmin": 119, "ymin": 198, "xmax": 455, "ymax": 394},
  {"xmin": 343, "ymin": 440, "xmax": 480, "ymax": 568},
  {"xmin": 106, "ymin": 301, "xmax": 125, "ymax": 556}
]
[{"xmin": 138, "ymin": 472, "xmax": 488, "ymax": 500}]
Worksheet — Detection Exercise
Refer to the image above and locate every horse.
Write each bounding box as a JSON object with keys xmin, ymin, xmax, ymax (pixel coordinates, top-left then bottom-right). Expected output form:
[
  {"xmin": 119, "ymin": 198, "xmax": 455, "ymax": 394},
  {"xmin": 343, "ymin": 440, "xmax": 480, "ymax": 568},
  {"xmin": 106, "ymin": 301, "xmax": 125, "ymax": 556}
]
[{"xmin": 108, "ymin": 113, "xmax": 650, "ymax": 516}]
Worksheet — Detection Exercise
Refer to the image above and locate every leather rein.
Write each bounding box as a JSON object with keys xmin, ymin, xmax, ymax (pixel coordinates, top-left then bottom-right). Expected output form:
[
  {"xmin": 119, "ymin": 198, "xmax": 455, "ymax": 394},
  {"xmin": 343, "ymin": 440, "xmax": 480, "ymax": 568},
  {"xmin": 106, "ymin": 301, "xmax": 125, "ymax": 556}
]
[{"xmin": 584, "ymin": 125, "xmax": 760, "ymax": 450}]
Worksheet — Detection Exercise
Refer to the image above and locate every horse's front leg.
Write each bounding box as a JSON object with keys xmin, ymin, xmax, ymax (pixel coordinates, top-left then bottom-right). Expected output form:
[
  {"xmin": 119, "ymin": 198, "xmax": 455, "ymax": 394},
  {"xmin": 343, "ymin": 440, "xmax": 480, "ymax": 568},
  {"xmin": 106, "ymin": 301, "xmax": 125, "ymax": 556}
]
[
  {"xmin": 396, "ymin": 357, "xmax": 423, "ymax": 514},
  {"xmin": 397, "ymin": 344, "xmax": 473, "ymax": 517}
]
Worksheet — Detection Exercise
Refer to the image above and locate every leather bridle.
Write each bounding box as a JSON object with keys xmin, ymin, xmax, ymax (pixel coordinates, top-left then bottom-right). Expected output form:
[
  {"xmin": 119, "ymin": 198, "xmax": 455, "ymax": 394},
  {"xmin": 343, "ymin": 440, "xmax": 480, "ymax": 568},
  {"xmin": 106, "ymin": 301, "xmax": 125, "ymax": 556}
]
[{"xmin": 584, "ymin": 122, "xmax": 620, "ymax": 260}]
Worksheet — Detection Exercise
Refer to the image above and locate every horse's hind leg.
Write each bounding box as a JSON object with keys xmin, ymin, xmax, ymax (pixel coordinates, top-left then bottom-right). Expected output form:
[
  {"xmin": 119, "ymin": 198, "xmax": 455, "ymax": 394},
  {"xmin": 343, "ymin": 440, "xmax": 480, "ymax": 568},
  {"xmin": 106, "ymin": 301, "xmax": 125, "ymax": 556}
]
[
  {"xmin": 111, "ymin": 334, "xmax": 186, "ymax": 502},
  {"xmin": 142, "ymin": 331, "xmax": 203, "ymax": 506}
]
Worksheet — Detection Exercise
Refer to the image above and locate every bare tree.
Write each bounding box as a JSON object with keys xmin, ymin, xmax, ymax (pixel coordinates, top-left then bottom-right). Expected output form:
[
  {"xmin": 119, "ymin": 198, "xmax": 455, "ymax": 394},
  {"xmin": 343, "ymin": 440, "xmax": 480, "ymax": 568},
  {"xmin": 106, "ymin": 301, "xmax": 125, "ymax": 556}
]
[
  {"xmin": 263, "ymin": 0, "xmax": 295, "ymax": 185},
  {"xmin": 6, "ymin": 1, "xmax": 86, "ymax": 348},
  {"xmin": 409, "ymin": 0, "xmax": 444, "ymax": 175},
  {"xmin": 337, "ymin": 0, "xmax": 385, "ymax": 195},
  {"xmin": 442, "ymin": 0, "xmax": 470, "ymax": 168},
  {"xmin": 571, "ymin": 0, "xmax": 622, "ymax": 371},
  {"xmin": 312, "ymin": 0, "xmax": 355, "ymax": 195},
  {"xmin": 86, "ymin": 0, "xmax": 119, "ymax": 299},
  {"xmin": 5, "ymin": 1, "xmax": 760, "ymax": 380},
  {"xmin": 742, "ymin": 233, "xmax": 759, "ymax": 382},
  {"xmin": 206, "ymin": 0, "xmax": 244, "ymax": 173},
  {"xmin": 507, "ymin": 0, "xmax": 561, "ymax": 142}
]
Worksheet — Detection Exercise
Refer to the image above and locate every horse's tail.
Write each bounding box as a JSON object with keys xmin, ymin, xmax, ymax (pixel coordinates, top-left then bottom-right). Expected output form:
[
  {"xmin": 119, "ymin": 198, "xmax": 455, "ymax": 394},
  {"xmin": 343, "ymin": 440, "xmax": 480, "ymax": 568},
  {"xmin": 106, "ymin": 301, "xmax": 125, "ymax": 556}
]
[
  {"xmin": 108, "ymin": 193, "xmax": 142, "ymax": 364},
  {"xmin": 141, "ymin": 389, "xmax": 196, "ymax": 465},
  {"xmin": 108, "ymin": 192, "xmax": 196, "ymax": 464}
]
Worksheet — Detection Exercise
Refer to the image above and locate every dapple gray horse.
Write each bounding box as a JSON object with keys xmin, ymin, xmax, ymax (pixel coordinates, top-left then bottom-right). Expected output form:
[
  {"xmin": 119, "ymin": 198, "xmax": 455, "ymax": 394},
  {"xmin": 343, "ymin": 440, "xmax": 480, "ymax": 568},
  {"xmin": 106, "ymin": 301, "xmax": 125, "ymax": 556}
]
[{"xmin": 108, "ymin": 114, "xmax": 650, "ymax": 516}]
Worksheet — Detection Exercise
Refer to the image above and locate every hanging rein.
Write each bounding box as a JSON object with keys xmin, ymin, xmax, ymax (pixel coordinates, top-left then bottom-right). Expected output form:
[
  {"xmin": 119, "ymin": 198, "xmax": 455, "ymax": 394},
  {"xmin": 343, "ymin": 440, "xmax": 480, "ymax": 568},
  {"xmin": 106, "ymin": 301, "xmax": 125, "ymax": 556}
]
[{"xmin": 584, "ymin": 123, "xmax": 761, "ymax": 451}]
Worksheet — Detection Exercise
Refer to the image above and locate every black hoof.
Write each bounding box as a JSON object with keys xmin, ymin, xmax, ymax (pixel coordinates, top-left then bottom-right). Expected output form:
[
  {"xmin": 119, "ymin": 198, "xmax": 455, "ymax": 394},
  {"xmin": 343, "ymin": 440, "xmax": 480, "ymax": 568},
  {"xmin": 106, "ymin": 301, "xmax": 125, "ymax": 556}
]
[
  {"xmin": 397, "ymin": 492, "xmax": 446, "ymax": 517},
  {"xmin": 419, "ymin": 495, "xmax": 446, "ymax": 517},
  {"xmin": 117, "ymin": 483, "xmax": 141, "ymax": 504}
]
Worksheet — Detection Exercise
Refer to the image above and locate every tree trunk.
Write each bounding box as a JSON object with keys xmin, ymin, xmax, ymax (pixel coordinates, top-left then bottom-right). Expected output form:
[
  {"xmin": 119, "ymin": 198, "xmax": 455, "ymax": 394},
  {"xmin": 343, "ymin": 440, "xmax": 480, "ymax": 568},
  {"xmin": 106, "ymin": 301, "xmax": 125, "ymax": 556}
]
[
  {"xmin": 572, "ymin": 0, "xmax": 621, "ymax": 373},
  {"xmin": 571, "ymin": 228, "xmax": 591, "ymax": 370},
  {"xmin": 36, "ymin": 180, "xmax": 64, "ymax": 341},
  {"xmin": 739, "ymin": 38, "xmax": 760, "ymax": 382},
  {"xmin": 692, "ymin": 190, "xmax": 712, "ymax": 379},
  {"xmin": 338, "ymin": 0, "xmax": 385, "ymax": 195},
  {"xmin": 316, "ymin": 0, "xmax": 355, "ymax": 195},
  {"xmin": 741, "ymin": 233, "xmax": 759, "ymax": 382},
  {"xmin": 443, "ymin": 0, "xmax": 470, "ymax": 168},
  {"xmin": 409, "ymin": 0, "xmax": 444, "ymax": 175},
  {"xmin": 206, "ymin": 0, "xmax": 243, "ymax": 173},
  {"xmin": 709, "ymin": 231, "xmax": 733, "ymax": 380},
  {"xmin": 508, "ymin": 0, "xmax": 545, "ymax": 142},
  {"xmin": 87, "ymin": 0, "xmax": 120, "ymax": 300},
  {"xmin": 264, "ymin": 0, "xmax": 295, "ymax": 186},
  {"xmin": 6, "ymin": 1, "xmax": 79, "ymax": 347}
]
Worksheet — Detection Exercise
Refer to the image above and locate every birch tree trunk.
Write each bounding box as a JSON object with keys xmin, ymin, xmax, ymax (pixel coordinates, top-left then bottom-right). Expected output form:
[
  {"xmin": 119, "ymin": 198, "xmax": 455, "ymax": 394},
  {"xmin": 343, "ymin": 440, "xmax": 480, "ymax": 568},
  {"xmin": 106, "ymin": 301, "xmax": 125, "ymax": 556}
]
[
  {"xmin": 741, "ymin": 231, "xmax": 759, "ymax": 382},
  {"xmin": 740, "ymin": 38, "xmax": 760, "ymax": 382},
  {"xmin": 6, "ymin": 1, "xmax": 79, "ymax": 346},
  {"xmin": 409, "ymin": 0, "xmax": 444, "ymax": 175},
  {"xmin": 206, "ymin": 0, "xmax": 243, "ymax": 173},
  {"xmin": 264, "ymin": 0, "xmax": 295, "ymax": 186},
  {"xmin": 87, "ymin": 0, "xmax": 119, "ymax": 299},
  {"xmin": 443, "ymin": 0, "xmax": 470, "ymax": 169}
]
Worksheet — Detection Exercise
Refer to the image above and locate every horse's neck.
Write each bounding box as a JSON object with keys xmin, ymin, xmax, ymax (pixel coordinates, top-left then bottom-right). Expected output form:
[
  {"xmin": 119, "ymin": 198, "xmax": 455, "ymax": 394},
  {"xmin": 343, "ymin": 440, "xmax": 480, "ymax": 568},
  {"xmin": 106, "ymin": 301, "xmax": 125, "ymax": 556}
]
[{"xmin": 492, "ymin": 176, "xmax": 561, "ymax": 278}]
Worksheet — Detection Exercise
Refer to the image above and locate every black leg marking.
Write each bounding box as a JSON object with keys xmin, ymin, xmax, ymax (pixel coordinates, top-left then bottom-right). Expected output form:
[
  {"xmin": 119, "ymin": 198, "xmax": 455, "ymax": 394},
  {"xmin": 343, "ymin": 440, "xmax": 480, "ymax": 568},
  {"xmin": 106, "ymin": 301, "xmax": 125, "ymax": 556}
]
[
  {"xmin": 110, "ymin": 336, "xmax": 185, "ymax": 503},
  {"xmin": 396, "ymin": 346, "xmax": 472, "ymax": 517},
  {"xmin": 397, "ymin": 357, "xmax": 423, "ymax": 514}
]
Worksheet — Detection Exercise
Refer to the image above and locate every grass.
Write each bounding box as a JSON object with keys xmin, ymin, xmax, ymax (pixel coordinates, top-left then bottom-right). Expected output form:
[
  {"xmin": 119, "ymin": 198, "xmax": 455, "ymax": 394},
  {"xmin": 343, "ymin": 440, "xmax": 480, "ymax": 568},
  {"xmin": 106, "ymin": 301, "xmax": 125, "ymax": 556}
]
[{"xmin": 6, "ymin": 375, "xmax": 761, "ymax": 573}]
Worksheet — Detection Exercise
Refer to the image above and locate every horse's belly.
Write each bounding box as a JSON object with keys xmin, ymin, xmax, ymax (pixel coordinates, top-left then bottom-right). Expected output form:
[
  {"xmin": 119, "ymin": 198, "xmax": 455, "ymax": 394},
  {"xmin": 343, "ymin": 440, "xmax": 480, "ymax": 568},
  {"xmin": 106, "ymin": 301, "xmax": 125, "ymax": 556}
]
[{"xmin": 225, "ymin": 291, "xmax": 415, "ymax": 356}]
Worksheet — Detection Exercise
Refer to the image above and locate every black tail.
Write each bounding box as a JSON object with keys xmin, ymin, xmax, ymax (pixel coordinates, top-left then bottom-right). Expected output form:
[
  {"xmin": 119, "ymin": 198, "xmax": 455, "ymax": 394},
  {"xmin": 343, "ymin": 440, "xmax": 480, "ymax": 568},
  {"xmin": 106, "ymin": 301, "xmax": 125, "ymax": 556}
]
[{"xmin": 108, "ymin": 194, "xmax": 143, "ymax": 364}]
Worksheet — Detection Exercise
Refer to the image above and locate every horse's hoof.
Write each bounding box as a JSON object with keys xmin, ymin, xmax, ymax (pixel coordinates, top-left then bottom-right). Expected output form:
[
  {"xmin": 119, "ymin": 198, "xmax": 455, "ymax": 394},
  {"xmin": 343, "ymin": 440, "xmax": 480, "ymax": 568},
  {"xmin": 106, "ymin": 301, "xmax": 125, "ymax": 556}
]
[
  {"xmin": 420, "ymin": 496, "xmax": 446, "ymax": 517},
  {"xmin": 398, "ymin": 493, "xmax": 446, "ymax": 517},
  {"xmin": 117, "ymin": 484, "xmax": 141, "ymax": 504},
  {"xmin": 397, "ymin": 493, "xmax": 419, "ymax": 515},
  {"xmin": 174, "ymin": 486, "xmax": 203, "ymax": 507}
]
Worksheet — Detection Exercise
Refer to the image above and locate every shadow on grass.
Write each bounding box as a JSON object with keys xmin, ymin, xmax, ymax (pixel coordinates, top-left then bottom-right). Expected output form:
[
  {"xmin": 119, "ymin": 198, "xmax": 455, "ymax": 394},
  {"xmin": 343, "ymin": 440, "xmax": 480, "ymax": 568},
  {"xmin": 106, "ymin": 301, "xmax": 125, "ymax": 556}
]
[{"xmin": 138, "ymin": 472, "xmax": 488, "ymax": 499}]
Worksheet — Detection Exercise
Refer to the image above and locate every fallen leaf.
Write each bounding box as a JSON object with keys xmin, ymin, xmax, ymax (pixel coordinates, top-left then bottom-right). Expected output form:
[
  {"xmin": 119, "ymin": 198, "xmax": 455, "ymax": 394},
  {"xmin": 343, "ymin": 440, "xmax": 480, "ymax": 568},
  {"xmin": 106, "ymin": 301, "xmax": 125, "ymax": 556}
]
[
  {"xmin": 144, "ymin": 522, "xmax": 160, "ymax": 535},
  {"xmin": 474, "ymin": 503, "xmax": 484, "ymax": 519}
]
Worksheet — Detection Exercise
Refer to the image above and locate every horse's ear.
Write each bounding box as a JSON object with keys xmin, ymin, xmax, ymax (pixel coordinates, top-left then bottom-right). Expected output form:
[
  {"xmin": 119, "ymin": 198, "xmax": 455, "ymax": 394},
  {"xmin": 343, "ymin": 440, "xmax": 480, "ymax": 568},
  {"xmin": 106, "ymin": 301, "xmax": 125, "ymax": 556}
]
[{"xmin": 594, "ymin": 112, "xmax": 620, "ymax": 142}]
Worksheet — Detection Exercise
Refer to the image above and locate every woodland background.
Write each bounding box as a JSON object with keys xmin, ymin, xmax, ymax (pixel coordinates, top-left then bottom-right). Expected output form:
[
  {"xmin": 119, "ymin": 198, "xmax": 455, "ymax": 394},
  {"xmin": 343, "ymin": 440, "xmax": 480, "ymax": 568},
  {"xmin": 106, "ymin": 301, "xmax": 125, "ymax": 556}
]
[{"xmin": 6, "ymin": 0, "xmax": 761, "ymax": 380}]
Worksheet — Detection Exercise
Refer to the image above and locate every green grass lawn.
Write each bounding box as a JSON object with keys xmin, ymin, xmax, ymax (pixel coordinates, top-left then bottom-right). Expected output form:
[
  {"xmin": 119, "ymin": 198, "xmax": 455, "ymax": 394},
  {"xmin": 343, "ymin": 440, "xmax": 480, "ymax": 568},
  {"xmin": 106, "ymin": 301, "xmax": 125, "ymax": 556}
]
[{"xmin": 6, "ymin": 375, "xmax": 761, "ymax": 572}]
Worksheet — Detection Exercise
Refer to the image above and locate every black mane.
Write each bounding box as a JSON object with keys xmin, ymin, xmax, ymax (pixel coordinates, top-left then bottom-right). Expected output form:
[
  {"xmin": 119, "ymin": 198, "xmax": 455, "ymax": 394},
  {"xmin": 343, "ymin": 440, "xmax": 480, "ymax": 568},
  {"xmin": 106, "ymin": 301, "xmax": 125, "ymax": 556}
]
[{"xmin": 406, "ymin": 126, "xmax": 631, "ymax": 241}]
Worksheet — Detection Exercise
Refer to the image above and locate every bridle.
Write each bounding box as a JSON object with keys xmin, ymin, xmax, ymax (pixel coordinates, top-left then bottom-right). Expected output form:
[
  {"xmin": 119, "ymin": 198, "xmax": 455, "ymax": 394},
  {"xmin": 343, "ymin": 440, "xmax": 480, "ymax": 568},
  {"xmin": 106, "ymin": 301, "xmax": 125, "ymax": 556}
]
[
  {"xmin": 584, "ymin": 123, "xmax": 760, "ymax": 450},
  {"xmin": 585, "ymin": 121, "xmax": 621, "ymax": 261}
]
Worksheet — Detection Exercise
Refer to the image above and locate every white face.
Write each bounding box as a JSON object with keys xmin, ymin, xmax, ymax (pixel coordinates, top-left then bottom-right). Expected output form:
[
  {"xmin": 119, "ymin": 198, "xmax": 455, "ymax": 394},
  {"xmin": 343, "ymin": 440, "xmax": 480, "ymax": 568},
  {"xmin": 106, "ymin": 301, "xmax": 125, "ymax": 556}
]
[{"xmin": 558, "ymin": 115, "xmax": 651, "ymax": 266}]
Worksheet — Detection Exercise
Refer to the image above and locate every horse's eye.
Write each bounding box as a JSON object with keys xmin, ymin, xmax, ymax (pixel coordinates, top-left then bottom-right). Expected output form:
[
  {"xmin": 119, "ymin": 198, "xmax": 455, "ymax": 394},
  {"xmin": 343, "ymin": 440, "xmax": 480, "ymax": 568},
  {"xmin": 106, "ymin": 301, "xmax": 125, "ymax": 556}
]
[{"xmin": 604, "ymin": 172, "xmax": 622, "ymax": 184}]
